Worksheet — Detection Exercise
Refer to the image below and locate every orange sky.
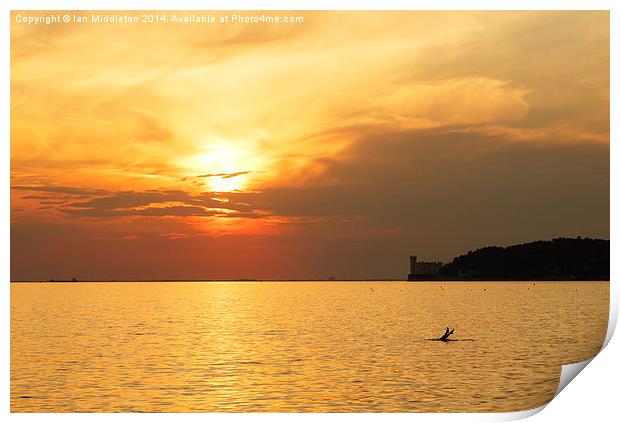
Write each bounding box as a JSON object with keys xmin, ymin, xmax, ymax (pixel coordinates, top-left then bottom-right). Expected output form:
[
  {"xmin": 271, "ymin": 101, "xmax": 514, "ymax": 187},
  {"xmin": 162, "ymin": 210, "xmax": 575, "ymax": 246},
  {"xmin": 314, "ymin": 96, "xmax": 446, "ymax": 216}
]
[{"xmin": 10, "ymin": 11, "xmax": 609, "ymax": 280}]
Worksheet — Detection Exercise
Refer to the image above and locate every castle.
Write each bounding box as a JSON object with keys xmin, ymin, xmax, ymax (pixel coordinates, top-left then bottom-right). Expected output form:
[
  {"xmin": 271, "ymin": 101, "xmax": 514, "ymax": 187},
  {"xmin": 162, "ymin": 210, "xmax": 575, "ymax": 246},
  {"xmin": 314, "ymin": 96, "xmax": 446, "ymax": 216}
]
[{"xmin": 408, "ymin": 256, "xmax": 444, "ymax": 280}]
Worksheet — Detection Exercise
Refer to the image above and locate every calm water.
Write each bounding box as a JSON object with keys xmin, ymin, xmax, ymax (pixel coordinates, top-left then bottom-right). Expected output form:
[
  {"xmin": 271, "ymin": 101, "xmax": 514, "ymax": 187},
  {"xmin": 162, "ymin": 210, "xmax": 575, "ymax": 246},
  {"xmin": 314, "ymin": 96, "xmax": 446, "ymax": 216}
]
[{"xmin": 11, "ymin": 281, "xmax": 608, "ymax": 412}]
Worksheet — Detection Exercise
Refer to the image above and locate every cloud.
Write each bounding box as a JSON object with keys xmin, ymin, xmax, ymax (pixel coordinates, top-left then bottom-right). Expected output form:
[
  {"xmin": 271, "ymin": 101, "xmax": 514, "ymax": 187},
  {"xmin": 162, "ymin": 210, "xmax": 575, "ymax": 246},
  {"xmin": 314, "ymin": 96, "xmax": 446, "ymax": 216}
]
[
  {"xmin": 62, "ymin": 205, "xmax": 220, "ymax": 218},
  {"xmin": 13, "ymin": 186, "xmax": 264, "ymax": 219},
  {"xmin": 12, "ymin": 185, "xmax": 110, "ymax": 195},
  {"xmin": 62, "ymin": 204, "xmax": 269, "ymax": 219},
  {"xmin": 231, "ymin": 124, "xmax": 609, "ymax": 249},
  {"xmin": 67, "ymin": 190, "xmax": 199, "ymax": 210},
  {"xmin": 330, "ymin": 77, "xmax": 531, "ymax": 133},
  {"xmin": 10, "ymin": 11, "xmax": 609, "ymax": 199},
  {"xmin": 196, "ymin": 171, "xmax": 252, "ymax": 179}
]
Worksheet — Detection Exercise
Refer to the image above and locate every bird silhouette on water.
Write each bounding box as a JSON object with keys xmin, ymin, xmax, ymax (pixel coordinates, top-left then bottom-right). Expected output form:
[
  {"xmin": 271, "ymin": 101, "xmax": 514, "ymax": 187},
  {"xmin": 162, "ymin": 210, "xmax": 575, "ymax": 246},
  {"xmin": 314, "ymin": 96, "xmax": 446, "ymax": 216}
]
[
  {"xmin": 438, "ymin": 327, "xmax": 454, "ymax": 342},
  {"xmin": 428, "ymin": 327, "xmax": 475, "ymax": 342}
]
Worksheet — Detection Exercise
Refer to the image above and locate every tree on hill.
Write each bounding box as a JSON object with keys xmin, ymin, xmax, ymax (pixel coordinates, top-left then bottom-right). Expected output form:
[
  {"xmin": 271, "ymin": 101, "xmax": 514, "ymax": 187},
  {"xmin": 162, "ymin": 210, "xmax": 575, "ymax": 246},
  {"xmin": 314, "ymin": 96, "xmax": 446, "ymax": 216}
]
[{"xmin": 440, "ymin": 237, "xmax": 609, "ymax": 280}]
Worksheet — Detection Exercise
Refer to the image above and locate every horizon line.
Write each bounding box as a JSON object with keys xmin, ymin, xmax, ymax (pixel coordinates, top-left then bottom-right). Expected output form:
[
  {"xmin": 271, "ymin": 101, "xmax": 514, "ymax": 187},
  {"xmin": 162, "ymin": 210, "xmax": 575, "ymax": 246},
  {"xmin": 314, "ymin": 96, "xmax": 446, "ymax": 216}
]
[
  {"xmin": 10, "ymin": 279, "xmax": 608, "ymax": 283},
  {"xmin": 10, "ymin": 278, "xmax": 408, "ymax": 283}
]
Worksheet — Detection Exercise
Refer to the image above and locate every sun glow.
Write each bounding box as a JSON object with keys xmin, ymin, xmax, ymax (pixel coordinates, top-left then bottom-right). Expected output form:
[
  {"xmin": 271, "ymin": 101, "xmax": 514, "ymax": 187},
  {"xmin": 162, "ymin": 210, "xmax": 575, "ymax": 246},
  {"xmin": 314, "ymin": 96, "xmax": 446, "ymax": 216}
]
[{"xmin": 184, "ymin": 141, "xmax": 262, "ymax": 192}]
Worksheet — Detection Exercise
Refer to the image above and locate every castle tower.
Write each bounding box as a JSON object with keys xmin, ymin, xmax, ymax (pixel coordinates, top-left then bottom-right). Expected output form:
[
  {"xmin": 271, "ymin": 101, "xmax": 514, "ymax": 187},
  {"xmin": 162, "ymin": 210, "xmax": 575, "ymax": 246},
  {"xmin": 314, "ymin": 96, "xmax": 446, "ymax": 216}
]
[{"xmin": 410, "ymin": 256, "xmax": 417, "ymax": 275}]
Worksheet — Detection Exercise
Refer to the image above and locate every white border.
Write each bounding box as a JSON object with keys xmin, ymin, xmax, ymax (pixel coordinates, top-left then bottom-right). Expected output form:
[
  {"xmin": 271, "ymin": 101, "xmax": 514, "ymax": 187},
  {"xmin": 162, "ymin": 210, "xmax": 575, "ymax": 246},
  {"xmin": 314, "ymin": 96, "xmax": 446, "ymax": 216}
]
[
  {"xmin": 2, "ymin": 1, "xmax": 617, "ymax": 421},
  {"xmin": 0, "ymin": 0, "xmax": 616, "ymax": 11}
]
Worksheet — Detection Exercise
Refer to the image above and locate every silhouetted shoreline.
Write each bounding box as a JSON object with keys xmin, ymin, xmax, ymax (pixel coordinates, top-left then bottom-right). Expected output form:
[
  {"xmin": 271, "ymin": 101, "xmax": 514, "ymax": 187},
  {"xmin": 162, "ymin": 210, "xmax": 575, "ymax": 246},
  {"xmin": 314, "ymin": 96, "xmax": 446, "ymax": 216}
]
[
  {"xmin": 11, "ymin": 237, "xmax": 609, "ymax": 283},
  {"xmin": 437, "ymin": 237, "xmax": 609, "ymax": 281}
]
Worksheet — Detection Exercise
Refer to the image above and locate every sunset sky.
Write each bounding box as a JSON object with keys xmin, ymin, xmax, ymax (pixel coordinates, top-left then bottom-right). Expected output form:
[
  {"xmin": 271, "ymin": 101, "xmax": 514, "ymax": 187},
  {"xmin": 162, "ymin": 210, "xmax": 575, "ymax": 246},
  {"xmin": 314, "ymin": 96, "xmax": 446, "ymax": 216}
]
[{"xmin": 10, "ymin": 11, "xmax": 609, "ymax": 280}]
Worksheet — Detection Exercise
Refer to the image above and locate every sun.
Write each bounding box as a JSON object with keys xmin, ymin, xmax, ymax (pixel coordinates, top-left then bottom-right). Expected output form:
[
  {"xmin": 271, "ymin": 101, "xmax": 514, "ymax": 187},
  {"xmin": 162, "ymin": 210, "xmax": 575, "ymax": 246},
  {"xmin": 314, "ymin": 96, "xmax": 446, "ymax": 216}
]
[
  {"xmin": 183, "ymin": 141, "xmax": 261, "ymax": 192},
  {"xmin": 208, "ymin": 172, "xmax": 247, "ymax": 192}
]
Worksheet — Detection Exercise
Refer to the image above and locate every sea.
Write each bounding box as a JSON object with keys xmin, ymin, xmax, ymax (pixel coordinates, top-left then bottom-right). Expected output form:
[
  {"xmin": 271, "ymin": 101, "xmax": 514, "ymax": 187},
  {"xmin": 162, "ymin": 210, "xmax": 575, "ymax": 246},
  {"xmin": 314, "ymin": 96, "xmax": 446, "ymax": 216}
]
[{"xmin": 10, "ymin": 281, "xmax": 609, "ymax": 412}]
